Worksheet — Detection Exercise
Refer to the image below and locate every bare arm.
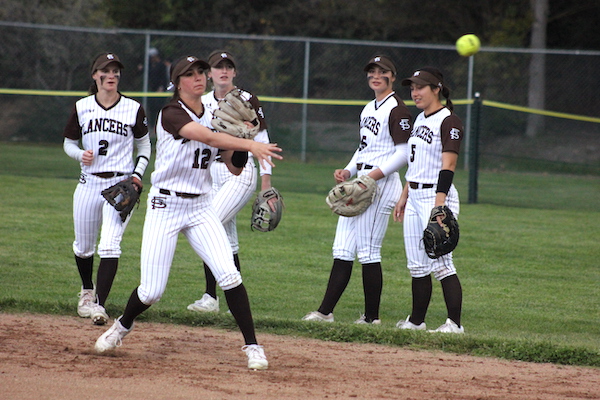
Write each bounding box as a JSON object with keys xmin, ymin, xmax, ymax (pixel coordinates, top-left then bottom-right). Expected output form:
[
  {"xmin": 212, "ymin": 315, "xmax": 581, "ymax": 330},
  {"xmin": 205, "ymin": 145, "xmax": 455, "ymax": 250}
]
[
  {"xmin": 435, "ymin": 151, "xmax": 458, "ymax": 207},
  {"xmin": 178, "ymin": 121, "xmax": 282, "ymax": 168}
]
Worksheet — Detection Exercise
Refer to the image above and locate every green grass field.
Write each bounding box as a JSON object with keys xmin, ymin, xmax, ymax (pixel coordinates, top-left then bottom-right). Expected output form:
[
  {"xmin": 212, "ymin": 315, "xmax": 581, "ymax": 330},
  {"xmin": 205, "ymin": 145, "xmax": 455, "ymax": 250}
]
[{"xmin": 0, "ymin": 142, "xmax": 599, "ymax": 367}]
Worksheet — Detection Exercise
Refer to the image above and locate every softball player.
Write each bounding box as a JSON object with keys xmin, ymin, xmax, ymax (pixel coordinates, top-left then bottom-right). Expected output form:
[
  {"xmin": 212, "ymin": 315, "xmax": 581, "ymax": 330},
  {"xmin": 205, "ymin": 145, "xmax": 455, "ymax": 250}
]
[
  {"xmin": 303, "ymin": 55, "xmax": 412, "ymax": 324},
  {"xmin": 95, "ymin": 56, "xmax": 282, "ymax": 370},
  {"xmin": 394, "ymin": 67, "xmax": 465, "ymax": 333},
  {"xmin": 63, "ymin": 52, "xmax": 151, "ymax": 325},
  {"xmin": 187, "ymin": 50, "xmax": 273, "ymax": 313}
]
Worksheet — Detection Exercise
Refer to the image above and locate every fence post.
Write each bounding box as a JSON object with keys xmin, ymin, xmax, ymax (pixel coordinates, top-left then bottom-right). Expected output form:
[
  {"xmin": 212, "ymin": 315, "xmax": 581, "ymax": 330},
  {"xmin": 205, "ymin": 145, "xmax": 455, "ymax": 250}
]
[
  {"xmin": 463, "ymin": 54, "xmax": 475, "ymax": 170},
  {"xmin": 142, "ymin": 33, "xmax": 151, "ymax": 114},
  {"xmin": 468, "ymin": 92, "xmax": 481, "ymax": 204},
  {"xmin": 301, "ymin": 40, "xmax": 310, "ymax": 162}
]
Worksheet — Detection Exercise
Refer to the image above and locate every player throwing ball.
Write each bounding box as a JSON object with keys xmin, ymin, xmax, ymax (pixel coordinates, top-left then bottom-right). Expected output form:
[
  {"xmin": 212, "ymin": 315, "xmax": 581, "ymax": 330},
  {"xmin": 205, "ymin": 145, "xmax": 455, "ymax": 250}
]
[
  {"xmin": 94, "ymin": 56, "xmax": 282, "ymax": 370},
  {"xmin": 63, "ymin": 52, "xmax": 151, "ymax": 325},
  {"xmin": 394, "ymin": 67, "xmax": 465, "ymax": 333},
  {"xmin": 187, "ymin": 50, "xmax": 275, "ymax": 314},
  {"xmin": 303, "ymin": 55, "xmax": 412, "ymax": 324}
]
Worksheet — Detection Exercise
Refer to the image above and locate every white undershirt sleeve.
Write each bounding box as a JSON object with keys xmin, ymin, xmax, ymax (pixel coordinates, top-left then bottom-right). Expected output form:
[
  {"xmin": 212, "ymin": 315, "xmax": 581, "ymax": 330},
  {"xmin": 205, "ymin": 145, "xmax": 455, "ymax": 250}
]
[
  {"xmin": 133, "ymin": 134, "xmax": 152, "ymax": 179},
  {"xmin": 63, "ymin": 138, "xmax": 84, "ymax": 162},
  {"xmin": 343, "ymin": 150, "xmax": 359, "ymax": 178},
  {"xmin": 378, "ymin": 143, "xmax": 408, "ymax": 177}
]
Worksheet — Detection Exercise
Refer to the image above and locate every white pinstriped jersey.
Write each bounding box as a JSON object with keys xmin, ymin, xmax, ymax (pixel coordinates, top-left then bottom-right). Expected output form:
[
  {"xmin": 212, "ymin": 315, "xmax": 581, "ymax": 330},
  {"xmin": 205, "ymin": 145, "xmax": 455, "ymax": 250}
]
[
  {"xmin": 202, "ymin": 88, "xmax": 272, "ymax": 175},
  {"xmin": 151, "ymin": 99, "xmax": 217, "ymax": 195},
  {"xmin": 405, "ymin": 107, "xmax": 463, "ymax": 184},
  {"xmin": 354, "ymin": 92, "xmax": 412, "ymax": 168},
  {"xmin": 63, "ymin": 94, "xmax": 148, "ymax": 174}
]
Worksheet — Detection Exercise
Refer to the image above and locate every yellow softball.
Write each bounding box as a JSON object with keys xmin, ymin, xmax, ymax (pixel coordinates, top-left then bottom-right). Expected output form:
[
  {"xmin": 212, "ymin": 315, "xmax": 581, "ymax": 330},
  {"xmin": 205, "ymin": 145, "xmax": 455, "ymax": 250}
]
[{"xmin": 456, "ymin": 34, "xmax": 481, "ymax": 57}]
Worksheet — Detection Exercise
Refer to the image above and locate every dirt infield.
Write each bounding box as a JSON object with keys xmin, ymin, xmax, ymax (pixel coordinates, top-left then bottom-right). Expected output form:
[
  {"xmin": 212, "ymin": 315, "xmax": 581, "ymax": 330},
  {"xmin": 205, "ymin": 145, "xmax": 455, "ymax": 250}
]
[{"xmin": 1, "ymin": 313, "xmax": 599, "ymax": 400}]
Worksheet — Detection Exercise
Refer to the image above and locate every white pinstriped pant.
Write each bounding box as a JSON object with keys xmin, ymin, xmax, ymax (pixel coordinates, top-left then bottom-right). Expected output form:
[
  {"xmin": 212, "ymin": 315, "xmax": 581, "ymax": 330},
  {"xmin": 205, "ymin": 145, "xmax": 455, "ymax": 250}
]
[
  {"xmin": 332, "ymin": 172, "xmax": 402, "ymax": 264},
  {"xmin": 403, "ymin": 184, "xmax": 460, "ymax": 280},
  {"xmin": 210, "ymin": 159, "xmax": 257, "ymax": 253},
  {"xmin": 72, "ymin": 173, "xmax": 131, "ymax": 259},
  {"xmin": 137, "ymin": 186, "xmax": 242, "ymax": 305}
]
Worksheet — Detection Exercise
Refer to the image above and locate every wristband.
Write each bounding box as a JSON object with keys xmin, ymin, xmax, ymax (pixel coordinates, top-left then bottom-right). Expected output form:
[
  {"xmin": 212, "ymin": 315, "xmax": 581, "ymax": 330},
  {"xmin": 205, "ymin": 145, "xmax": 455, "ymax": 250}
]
[
  {"xmin": 231, "ymin": 151, "xmax": 249, "ymax": 168},
  {"xmin": 436, "ymin": 169, "xmax": 454, "ymax": 194}
]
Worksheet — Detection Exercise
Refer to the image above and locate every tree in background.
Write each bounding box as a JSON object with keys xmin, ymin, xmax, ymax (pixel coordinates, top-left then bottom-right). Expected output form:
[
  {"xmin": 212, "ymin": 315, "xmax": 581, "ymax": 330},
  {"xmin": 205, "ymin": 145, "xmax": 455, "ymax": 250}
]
[{"xmin": 526, "ymin": 0, "xmax": 548, "ymax": 138}]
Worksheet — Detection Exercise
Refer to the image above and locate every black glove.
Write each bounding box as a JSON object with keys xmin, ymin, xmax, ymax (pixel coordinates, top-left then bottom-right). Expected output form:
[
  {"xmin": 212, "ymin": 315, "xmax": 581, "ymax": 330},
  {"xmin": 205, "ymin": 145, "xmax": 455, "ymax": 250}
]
[
  {"xmin": 101, "ymin": 177, "xmax": 142, "ymax": 223},
  {"xmin": 423, "ymin": 206, "xmax": 459, "ymax": 259}
]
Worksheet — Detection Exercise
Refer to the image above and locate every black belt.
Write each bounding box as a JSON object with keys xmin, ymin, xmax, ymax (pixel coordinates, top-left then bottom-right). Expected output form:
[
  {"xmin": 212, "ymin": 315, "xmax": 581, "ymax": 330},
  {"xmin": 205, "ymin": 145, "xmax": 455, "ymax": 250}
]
[
  {"xmin": 159, "ymin": 188, "xmax": 200, "ymax": 198},
  {"xmin": 357, "ymin": 163, "xmax": 374, "ymax": 170},
  {"xmin": 93, "ymin": 172, "xmax": 125, "ymax": 178},
  {"xmin": 409, "ymin": 182, "xmax": 434, "ymax": 189}
]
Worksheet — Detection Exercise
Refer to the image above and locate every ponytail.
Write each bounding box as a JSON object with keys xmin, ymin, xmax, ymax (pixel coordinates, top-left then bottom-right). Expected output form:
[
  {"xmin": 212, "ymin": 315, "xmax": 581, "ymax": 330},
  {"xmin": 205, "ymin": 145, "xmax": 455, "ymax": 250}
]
[{"xmin": 441, "ymin": 86, "xmax": 453, "ymax": 112}]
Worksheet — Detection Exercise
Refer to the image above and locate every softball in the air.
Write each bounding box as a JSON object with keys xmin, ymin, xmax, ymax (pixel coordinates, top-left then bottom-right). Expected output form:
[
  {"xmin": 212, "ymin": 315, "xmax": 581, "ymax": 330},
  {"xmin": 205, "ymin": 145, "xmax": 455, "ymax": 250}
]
[{"xmin": 456, "ymin": 34, "xmax": 480, "ymax": 57}]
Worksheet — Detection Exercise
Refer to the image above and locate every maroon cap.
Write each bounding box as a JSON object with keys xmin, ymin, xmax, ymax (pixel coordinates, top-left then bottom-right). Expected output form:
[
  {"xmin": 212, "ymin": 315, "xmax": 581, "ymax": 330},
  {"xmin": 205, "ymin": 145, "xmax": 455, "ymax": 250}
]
[
  {"xmin": 207, "ymin": 50, "xmax": 236, "ymax": 68},
  {"xmin": 401, "ymin": 69, "xmax": 443, "ymax": 89},
  {"xmin": 169, "ymin": 56, "xmax": 210, "ymax": 83},
  {"xmin": 91, "ymin": 53, "xmax": 124, "ymax": 73},
  {"xmin": 363, "ymin": 55, "xmax": 396, "ymax": 75}
]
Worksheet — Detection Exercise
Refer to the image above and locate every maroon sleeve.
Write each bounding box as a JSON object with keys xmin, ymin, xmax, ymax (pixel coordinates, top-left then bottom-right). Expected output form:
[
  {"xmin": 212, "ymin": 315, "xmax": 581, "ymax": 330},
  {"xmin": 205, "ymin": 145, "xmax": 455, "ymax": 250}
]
[
  {"xmin": 63, "ymin": 104, "xmax": 82, "ymax": 140},
  {"xmin": 440, "ymin": 113, "xmax": 464, "ymax": 154},
  {"xmin": 160, "ymin": 101, "xmax": 194, "ymax": 139},
  {"xmin": 388, "ymin": 95, "xmax": 413, "ymax": 145},
  {"xmin": 133, "ymin": 106, "xmax": 149, "ymax": 138}
]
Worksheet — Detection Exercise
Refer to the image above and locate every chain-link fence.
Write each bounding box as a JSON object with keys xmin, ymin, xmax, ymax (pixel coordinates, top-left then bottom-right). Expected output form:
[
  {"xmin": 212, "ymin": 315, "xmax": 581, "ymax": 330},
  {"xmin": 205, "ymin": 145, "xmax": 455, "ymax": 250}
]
[{"xmin": 1, "ymin": 21, "xmax": 599, "ymax": 175}]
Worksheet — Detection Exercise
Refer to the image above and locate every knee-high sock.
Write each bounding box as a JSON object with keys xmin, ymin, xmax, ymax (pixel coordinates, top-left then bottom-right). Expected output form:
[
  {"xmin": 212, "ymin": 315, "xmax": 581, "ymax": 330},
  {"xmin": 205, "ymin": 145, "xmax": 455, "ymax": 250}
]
[
  {"xmin": 317, "ymin": 259, "xmax": 353, "ymax": 315},
  {"xmin": 203, "ymin": 262, "xmax": 217, "ymax": 298},
  {"xmin": 96, "ymin": 258, "xmax": 118, "ymax": 306},
  {"xmin": 410, "ymin": 275, "xmax": 432, "ymax": 325},
  {"xmin": 441, "ymin": 274, "xmax": 463, "ymax": 326},
  {"xmin": 362, "ymin": 262, "xmax": 382, "ymax": 321},
  {"xmin": 225, "ymin": 284, "xmax": 257, "ymax": 345},
  {"xmin": 75, "ymin": 255, "xmax": 94, "ymax": 290},
  {"xmin": 120, "ymin": 288, "xmax": 150, "ymax": 329},
  {"xmin": 204, "ymin": 253, "xmax": 240, "ymax": 299}
]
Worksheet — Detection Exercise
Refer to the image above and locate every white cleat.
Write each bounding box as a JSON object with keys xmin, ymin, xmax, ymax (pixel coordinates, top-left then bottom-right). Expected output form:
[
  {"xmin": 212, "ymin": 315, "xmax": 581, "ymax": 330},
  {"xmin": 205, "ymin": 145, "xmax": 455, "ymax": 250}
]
[
  {"xmin": 428, "ymin": 318, "xmax": 464, "ymax": 334},
  {"xmin": 187, "ymin": 293, "xmax": 219, "ymax": 313},
  {"xmin": 354, "ymin": 314, "xmax": 381, "ymax": 324},
  {"xmin": 301, "ymin": 311, "xmax": 334, "ymax": 322},
  {"xmin": 95, "ymin": 317, "xmax": 132, "ymax": 353},
  {"xmin": 77, "ymin": 288, "xmax": 96, "ymax": 318},
  {"xmin": 90, "ymin": 304, "xmax": 109, "ymax": 325},
  {"xmin": 396, "ymin": 316, "xmax": 426, "ymax": 331},
  {"xmin": 242, "ymin": 344, "xmax": 268, "ymax": 370}
]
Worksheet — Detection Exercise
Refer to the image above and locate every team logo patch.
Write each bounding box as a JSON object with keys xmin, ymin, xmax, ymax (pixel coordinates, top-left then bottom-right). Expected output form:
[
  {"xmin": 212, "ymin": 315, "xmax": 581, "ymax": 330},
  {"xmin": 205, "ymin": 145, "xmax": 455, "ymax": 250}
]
[
  {"xmin": 151, "ymin": 196, "xmax": 167, "ymax": 209},
  {"xmin": 79, "ymin": 172, "xmax": 87, "ymax": 184},
  {"xmin": 449, "ymin": 128, "xmax": 461, "ymax": 140},
  {"xmin": 399, "ymin": 118, "xmax": 411, "ymax": 131}
]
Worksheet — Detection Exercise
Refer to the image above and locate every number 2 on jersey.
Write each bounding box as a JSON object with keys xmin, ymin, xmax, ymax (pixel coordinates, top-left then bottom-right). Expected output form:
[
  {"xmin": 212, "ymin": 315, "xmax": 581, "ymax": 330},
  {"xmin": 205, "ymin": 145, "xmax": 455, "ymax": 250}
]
[{"xmin": 98, "ymin": 140, "xmax": 109, "ymax": 156}]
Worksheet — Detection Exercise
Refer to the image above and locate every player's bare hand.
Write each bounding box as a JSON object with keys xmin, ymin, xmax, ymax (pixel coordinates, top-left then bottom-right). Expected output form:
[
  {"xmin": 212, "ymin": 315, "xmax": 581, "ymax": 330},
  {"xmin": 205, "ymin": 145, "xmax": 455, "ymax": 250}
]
[
  {"xmin": 249, "ymin": 142, "xmax": 282, "ymax": 169},
  {"xmin": 267, "ymin": 197, "xmax": 278, "ymax": 212},
  {"xmin": 334, "ymin": 169, "xmax": 350, "ymax": 183},
  {"xmin": 132, "ymin": 176, "xmax": 143, "ymax": 192},
  {"xmin": 393, "ymin": 198, "xmax": 407, "ymax": 222},
  {"xmin": 82, "ymin": 150, "xmax": 94, "ymax": 166}
]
